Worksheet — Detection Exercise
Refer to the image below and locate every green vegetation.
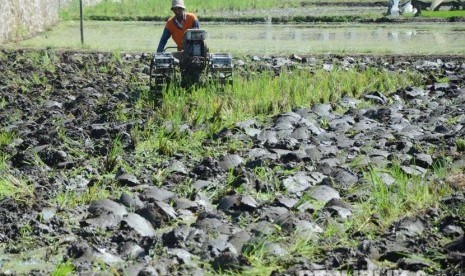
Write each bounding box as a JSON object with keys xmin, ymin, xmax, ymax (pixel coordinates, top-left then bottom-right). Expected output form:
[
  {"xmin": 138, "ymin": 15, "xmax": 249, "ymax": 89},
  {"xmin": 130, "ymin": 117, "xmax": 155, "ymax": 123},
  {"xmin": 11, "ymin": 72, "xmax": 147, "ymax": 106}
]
[
  {"xmin": 0, "ymin": 128, "xmax": 15, "ymax": 148},
  {"xmin": 134, "ymin": 67, "xmax": 419, "ymax": 160},
  {"xmin": 0, "ymin": 174, "xmax": 35, "ymax": 204},
  {"xmin": 54, "ymin": 180, "xmax": 124, "ymax": 209},
  {"xmin": 127, "ymin": 58, "xmax": 456, "ymax": 273},
  {"xmin": 0, "ymin": 50, "xmax": 424, "ymax": 211},
  {"xmin": 58, "ymin": 0, "xmax": 465, "ymax": 22},
  {"xmin": 51, "ymin": 260, "xmax": 75, "ymax": 276},
  {"xmin": 220, "ymin": 159, "xmax": 456, "ymax": 274},
  {"xmin": 59, "ymin": 0, "xmax": 383, "ymax": 20},
  {"xmin": 422, "ymin": 10, "xmax": 465, "ymax": 18},
  {"xmin": 0, "ymin": 0, "xmax": 464, "ymax": 273},
  {"xmin": 456, "ymin": 138, "xmax": 465, "ymax": 152},
  {"xmin": 105, "ymin": 135, "xmax": 124, "ymax": 172},
  {"xmin": 0, "ymin": 41, "xmax": 463, "ymax": 272},
  {"xmin": 1, "ymin": 130, "xmax": 30, "ymax": 202},
  {"xmin": 363, "ymin": 163, "xmax": 451, "ymax": 227}
]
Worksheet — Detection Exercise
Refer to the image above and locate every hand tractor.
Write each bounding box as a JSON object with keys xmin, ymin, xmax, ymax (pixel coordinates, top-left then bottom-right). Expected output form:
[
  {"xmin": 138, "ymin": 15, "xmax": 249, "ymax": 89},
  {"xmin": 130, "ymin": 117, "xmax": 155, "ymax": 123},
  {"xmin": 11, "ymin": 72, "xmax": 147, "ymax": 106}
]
[{"xmin": 149, "ymin": 29, "xmax": 233, "ymax": 91}]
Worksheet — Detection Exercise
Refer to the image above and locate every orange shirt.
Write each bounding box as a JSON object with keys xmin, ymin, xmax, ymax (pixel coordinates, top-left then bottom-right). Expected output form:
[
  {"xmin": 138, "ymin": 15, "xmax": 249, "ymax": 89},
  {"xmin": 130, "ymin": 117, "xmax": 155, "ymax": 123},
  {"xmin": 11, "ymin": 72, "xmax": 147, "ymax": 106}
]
[{"xmin": 165, "ymin": 13, "xmax": 198, "ymax": 50}]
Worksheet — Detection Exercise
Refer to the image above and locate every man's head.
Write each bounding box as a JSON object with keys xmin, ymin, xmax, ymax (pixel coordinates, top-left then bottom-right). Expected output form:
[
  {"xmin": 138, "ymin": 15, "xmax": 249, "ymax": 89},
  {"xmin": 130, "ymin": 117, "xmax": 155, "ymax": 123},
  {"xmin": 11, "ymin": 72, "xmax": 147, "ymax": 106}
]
[
  {"xmin": 171, "ymin": 0, "xmax": 186, "ymax": 11},
  {"xmin": 171, "ymin": 0, "xmax": 185, "ymax": 19}
]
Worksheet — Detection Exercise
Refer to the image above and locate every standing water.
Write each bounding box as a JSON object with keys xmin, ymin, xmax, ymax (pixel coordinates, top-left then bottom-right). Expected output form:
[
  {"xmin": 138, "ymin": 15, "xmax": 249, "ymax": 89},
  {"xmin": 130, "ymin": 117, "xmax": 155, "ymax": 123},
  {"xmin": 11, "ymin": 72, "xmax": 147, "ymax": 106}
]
[{"xmin": 6, "ymin": 21, "xmax": 465, "ymax": 55}]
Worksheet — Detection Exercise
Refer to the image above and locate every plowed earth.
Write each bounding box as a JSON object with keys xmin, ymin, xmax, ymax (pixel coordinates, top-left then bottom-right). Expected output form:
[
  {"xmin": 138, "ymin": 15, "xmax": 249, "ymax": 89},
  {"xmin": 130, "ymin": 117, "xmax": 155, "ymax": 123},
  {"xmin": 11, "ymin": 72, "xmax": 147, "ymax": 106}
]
[{"xmin": 0, "ymin": 49, "xmax": 464, "ymax": 274}]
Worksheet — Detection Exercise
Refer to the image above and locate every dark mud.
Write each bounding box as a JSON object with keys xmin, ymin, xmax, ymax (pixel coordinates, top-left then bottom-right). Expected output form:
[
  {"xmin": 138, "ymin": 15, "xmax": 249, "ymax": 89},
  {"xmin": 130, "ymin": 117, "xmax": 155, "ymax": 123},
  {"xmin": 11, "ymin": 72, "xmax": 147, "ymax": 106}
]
[{"xmin": 0, "ymin": 49, "xmax": 464, "ymax": 274}]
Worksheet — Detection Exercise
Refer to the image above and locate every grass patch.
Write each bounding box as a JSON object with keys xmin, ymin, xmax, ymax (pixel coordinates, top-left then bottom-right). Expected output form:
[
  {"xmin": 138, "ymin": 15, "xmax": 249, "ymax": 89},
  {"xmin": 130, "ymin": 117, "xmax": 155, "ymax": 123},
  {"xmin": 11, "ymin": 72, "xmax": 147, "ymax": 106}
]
[
  {"xmin": 54, "ymin": 176, "xmax": 126, "ymax": 209},
  {"xmin": 0, "ymin": 128, "xmax": 16, "ymax": 146},
  {"xmin": 361, "ymin": 163, "xmax": 452, "ymax": 228},
  {"xmin": 60, "ymin": 0, "xmax": 298, "ymax": 20},
  {"xmin": 51, "ymin": 260, "xmax": 75, "ymax": 276},
  {"xmin": 456, "ymin": 138, "xmax": 465, "ymax": 152},
  {"xmin": 422, "ymin": 10, "xmax": 465, "ymax": 18},
  {"xmin": 60, "ymin": 0, "xmax": 385, "ymax": 20},
  {"xmin": 0, "ymin": 174, "xmax": 35, "ymax": 204},
  {"xmin": 133, "ymin": 66, "xmax": 420, "ymax": 160}
]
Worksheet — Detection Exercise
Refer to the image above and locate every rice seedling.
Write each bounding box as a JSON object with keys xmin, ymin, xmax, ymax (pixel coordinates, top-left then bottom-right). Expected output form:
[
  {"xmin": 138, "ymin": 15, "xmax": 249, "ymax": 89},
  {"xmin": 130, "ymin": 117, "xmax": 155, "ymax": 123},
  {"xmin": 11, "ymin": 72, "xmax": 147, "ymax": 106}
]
[
  {"xmin": 7, "ymin": 75, "xmax": 33, "ymax": 94},
  {"xmin": 0, "ymin": 97, "xmax": 6, "ymax": 109},
  {"xmin": 446, "ymin": 115, "xmax": 461, "ymax": 126},
  {"xmin": 0, "ymin": 128, "xmax": 16, "ymax": 172},
  {"xmin": 252, "ymin": 165, "xmax": 282, "ymax": 195},
  {"xmin": 54, "ymin": 177, "xmax": 125, "ymax": 208},
  {"xmin": 287, "ymin": 232, "xmax": 324, "ymax": 259},
  {"xmin": 320, "ymin": 117, "xmax": 329, "ymax": 129},
  {"xmin": 123, "ymin": 65, "xmax": 416, "ymax": 176},
  {"xmin": 151, "ymin": 168, "xmax": 168, "ymax": 187},
  {"xmin": 456, "ymin": 138, "xmax": 465, "ymax": 152},
  {"xmin": 400, "ymin": 253, "xmax": 441, "ymax": 273},
  {"xmin": 0, "ymin": 128, "xmax": 15, "ymax": 147},
  {"xmin": 105, "ymin": 135, "xmax": 124, "ymax": 172},
  {"xmin": 51, "ymin": 260, "xmax": 75, "ymax": 276},
  {"xmin": 0, "ymin": 174, "xmax": 35, "ymax": 204},
  {"xmin": 99, "ymin": 64, "xmax": 110, "ymax": 73},
  {"xmin": 0, "ymin": 151, "xmax": 9, "ymax": 172},
  {"xmin": 26, "ymin": 50, "xmax": 57, "ymax": 74},
  {"xmin": 363, "ymin": 164, "xmax": 451, "ymax": 227},
  {"xmin": 139, "ymin": 66, "xmax": 418, "ymax": 163},
  {"xmin": 173, "ymin": 178, "xmax": 196, "ymax": 199},
  {"xmin": 58, "ymin": 0, "xmax": 301, "ymax": 19},
  {"xmin": 240, "ymin": 237, "xmax": 284, "ymax": 276},
  {"xmin": 111, "ymin": 50, "xmax": 122, "ymax": 64},
  {"xmin": 113, "ymin": 102, "xmax": 130, "ymax": 122},
  {"xmin": 25, "ymin": 149, "xmax": 47, "ymax": 168}
]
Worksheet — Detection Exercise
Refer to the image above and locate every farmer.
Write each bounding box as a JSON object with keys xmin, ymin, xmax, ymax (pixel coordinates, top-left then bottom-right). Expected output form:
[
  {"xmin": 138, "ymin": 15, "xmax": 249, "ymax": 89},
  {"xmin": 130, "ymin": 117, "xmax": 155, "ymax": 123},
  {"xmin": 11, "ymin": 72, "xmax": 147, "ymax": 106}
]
[
  {"xmin": 156, "ymin": 0, "xmax": 200, "ymax": 54},
  {"xmin": 156, "ymin": 0, "xmax": 204, "ymax": 87}
]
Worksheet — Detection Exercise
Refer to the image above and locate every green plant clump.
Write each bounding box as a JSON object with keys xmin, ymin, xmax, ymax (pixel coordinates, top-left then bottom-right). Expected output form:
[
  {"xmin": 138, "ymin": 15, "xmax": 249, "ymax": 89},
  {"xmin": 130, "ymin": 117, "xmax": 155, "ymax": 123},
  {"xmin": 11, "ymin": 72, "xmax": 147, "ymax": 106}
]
[{"xmin": 59, "ymin": 0, "xmax": 387, "ymax": 20}]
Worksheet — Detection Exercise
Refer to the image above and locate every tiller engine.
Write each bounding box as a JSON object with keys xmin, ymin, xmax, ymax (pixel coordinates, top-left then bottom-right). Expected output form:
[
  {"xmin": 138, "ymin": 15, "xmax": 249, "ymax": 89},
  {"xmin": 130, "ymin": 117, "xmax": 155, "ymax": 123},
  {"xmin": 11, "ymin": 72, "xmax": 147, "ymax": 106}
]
[{"xmin": 149, "ymin": 29, "xmax": 233, "ymax": 91}]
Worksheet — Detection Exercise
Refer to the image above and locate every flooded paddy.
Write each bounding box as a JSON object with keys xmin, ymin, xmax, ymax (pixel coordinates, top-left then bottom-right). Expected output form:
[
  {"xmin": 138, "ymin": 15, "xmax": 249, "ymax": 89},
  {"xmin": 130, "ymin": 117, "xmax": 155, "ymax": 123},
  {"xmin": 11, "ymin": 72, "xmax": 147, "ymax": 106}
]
[
  {"xmin": 6, "ymin": 21, "xmax": 465, "ymax": 55},
  {"xmin": 209, "ymin": 22, "xmax": 465, "ymax": 55}
]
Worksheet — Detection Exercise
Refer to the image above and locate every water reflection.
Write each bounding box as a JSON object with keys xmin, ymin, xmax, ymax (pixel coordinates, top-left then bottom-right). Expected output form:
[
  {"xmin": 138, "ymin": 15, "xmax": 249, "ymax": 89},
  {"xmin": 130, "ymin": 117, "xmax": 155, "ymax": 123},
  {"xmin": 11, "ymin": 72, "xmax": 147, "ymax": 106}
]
[
  {"xmin": 258, "ymin": 26, "xmax": 421, "ymax": 42},
  {"xmin": 12, "ymin": 21, "xmax": 465, "ymax": 55},
  {"xmin": 387, "ymin": 30, "xmax": 417, "ymax": 40},
  {"xmin": 207, "ymin": 23, "xmax": 465, "ymax": 54}
]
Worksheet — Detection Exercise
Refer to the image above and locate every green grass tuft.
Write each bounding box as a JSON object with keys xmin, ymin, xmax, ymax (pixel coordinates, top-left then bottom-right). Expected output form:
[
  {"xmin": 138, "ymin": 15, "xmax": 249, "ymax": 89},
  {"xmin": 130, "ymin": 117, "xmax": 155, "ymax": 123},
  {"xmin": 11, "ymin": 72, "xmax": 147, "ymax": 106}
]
[
  {"xmin": 51, "ymin": 260, "xmax": 75, "ymax": 276},
  {"xmin": 422, "ymin": 10, "xmax": 465, "ymax": 18}
]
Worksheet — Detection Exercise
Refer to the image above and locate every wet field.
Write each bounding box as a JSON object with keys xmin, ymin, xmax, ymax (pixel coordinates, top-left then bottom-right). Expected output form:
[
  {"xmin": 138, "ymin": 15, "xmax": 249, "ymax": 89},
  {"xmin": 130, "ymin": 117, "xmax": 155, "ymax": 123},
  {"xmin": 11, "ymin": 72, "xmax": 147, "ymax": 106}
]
[{"xmin": 6, "ymin": 21, "xmax": 465, "ymax": 55}]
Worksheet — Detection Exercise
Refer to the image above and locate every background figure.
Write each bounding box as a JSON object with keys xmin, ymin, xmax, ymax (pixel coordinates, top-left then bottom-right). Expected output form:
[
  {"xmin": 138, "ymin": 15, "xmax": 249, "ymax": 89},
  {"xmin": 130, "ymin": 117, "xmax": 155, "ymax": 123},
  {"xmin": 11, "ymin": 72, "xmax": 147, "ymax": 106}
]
[
  {"xmin": 387, "ymin": 0, "xmax": 418, "ymax": 15},
  {"xmin": 387, "ymin": 0, "xmax": 401, "ymax": 15}
]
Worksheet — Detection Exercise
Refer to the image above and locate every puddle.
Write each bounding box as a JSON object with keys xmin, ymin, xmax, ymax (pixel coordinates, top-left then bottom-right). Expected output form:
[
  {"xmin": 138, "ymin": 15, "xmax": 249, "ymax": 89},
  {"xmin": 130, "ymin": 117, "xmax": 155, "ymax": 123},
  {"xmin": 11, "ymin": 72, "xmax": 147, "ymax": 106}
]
[{"xmin": 5, "ymin": 21, "xmax": 465, "ymax": 55}]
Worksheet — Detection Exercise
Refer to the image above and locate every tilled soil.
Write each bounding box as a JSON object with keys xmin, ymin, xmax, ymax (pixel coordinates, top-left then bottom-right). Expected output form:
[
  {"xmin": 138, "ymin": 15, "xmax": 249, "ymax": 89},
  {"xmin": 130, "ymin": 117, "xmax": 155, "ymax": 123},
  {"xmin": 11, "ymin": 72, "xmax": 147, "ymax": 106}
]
[{"xmin": 0, "ymin": 49, "xmax": 464, "ymax": 275}]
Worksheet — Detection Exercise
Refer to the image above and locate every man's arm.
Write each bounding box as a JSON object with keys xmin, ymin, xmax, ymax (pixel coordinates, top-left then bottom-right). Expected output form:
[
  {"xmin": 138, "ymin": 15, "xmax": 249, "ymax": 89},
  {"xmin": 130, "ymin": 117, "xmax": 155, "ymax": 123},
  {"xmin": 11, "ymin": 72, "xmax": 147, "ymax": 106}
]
[
  {"xmin": 193, "ymin": 19, "xmax": 200, "ymax": 29},
  {"xmin": 156, "ymin": 28, "xmax": 171, "ymax": 53}
]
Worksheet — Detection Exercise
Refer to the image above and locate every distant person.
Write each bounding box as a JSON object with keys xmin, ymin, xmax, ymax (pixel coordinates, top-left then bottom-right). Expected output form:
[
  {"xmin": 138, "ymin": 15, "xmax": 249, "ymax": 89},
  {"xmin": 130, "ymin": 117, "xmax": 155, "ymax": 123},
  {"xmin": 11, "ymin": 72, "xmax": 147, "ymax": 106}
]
[
  {"xmin": 156, "ymin": 0, "xmax": 200, "ymax": 54},
  {"xmin": 386, "ymin": 0, "xmax": 419, "ymax": 16}
]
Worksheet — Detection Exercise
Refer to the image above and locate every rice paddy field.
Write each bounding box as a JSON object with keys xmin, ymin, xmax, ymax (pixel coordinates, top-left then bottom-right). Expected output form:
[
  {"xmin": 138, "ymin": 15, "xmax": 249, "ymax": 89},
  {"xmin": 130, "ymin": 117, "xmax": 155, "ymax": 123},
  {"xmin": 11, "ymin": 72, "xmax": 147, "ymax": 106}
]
[{"xmin": 1, "ymin": 0, "xmax": 465, "ymax": 275}]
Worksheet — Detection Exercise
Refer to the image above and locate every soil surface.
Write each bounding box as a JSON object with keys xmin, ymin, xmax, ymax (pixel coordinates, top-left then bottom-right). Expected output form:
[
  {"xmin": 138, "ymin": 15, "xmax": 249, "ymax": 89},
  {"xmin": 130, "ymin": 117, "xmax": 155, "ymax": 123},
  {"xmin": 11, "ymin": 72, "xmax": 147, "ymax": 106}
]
[{"xmin": 0, "ymin": 49, "xmax": 464, "ymax": 275}]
